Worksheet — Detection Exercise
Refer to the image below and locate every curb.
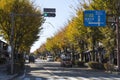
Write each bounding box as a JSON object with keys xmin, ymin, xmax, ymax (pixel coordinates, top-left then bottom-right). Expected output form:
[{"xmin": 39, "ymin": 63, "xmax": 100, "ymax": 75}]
[
  {"xmin": 111, "ymin": 72, "xmax": 120, "ymax": 75},
  {"xmin": 10, "ymin": 69, "xmax": 26, "ymax": 80},
  {"xmin": 17, "ymin": 69, "xmax": 26, "ymax": 80},
  {"xmin": 8, "ymin": 74, "xmax": 18, "ymax": 80}
]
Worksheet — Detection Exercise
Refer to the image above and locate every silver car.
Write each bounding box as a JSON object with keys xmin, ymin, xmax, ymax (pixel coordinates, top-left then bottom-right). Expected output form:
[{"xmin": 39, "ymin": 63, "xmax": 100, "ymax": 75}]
[{"xmin": 47, "ymin": 56, "xmax": 54, "ymax": 61}]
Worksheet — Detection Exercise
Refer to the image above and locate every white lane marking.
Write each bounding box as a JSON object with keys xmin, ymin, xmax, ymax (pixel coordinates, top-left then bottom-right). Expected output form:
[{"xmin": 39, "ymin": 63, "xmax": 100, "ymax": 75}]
[
  {"xmin": 47, "ymin": 78, "xmax": 66, "ymax": 80},
  {"xmin": 57, "ymin": 79, "xmax": 66, "ymax": 80},
  {"xmin": 68, "ymin": 77, "xmax": 78, "ymax": 80},
  {"xmin": 44, "ymin": 67, "xmax": 60, "ymax": 78},
  {"xmin": 78, "ymin": 77, "xmax": 89, "ymax": 80},
  {"xmin": 90, "ymin": 77, "xmax": 101, "ymax": 80}
]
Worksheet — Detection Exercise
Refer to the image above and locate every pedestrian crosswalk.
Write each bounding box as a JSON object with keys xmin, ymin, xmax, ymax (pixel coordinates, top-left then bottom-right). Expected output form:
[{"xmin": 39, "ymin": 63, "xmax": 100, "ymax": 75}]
[
  {"xmin": 22, "ymin": 77, "xmax": 120, "ymax": 80},
  {"xmin": 23, "ymin": 77, "xmax": 79, "ymax": 80},
  {"xmin": 23, "ymin": 77, "xmax": 42, "ymax": 80}
]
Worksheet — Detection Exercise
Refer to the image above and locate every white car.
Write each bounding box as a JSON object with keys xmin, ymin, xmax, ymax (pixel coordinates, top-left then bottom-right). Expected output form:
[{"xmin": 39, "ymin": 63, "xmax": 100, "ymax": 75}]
[{"xmin": 47, "ymin": 56, "xmax": 54, "ymax": 61}]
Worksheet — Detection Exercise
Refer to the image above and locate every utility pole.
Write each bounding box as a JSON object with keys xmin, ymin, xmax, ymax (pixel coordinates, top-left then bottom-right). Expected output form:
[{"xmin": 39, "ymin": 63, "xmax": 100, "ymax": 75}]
[
  {"xmin": 107, "ymin": 15, "xmax": 120, "ymax": 71},
  {"xmin": 116, "ymin": 16, "xmax": 120, "ymax": 71},
  {"xmin": 10, "ymin": 12, "xmax": 15, "ymax": 74}
]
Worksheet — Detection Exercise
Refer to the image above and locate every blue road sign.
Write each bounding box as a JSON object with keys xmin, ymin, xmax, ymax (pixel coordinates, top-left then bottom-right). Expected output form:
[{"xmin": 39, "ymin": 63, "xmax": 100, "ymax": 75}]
[{"xmin": 84, "ymin": 10, "xmax": 106, "ymax": 27}]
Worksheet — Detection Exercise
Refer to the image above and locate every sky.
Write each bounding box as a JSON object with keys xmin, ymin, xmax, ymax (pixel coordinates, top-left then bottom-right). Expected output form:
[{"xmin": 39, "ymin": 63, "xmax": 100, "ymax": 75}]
[{"xmin": 30, "ymin": 0, "xmax": 81, "ymax": 52}]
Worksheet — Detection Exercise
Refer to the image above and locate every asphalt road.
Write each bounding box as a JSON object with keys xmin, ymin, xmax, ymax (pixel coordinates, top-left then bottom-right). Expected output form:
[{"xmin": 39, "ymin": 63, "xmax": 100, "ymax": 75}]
[{"xmin": 18, "ymin": 59, "xmax": 120, "ymax": 80}]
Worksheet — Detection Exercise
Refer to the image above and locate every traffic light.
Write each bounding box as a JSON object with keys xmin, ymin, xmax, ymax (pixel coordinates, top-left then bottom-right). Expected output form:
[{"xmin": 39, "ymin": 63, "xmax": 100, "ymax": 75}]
[
  {"xmin": 43, "ymin": 8, "xmax": 56, "ymax": 17},
  {"xmin": 43, "ymin": 13, "xmax": 56, "ymax": 17}
]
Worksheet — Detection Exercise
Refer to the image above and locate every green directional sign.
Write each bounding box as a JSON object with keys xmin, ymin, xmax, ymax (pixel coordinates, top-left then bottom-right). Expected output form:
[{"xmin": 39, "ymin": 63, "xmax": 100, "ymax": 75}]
[{"xmin": 43, "ymin": 13, "xmax": 56, "ymax": 17}]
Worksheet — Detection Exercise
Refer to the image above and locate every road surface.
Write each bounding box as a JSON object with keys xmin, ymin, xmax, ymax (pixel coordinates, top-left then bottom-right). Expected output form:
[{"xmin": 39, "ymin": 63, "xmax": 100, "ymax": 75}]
[{"xmin": 18, "ymin": 59, "xmax": 120, "ymax": 80}]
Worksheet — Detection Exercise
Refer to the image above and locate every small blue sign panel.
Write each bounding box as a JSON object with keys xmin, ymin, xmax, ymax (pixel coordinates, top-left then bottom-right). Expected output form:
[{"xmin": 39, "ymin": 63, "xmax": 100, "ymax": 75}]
[{"xmin": 84, "ymin": 10, "xmax": 106, "ymax": 27}]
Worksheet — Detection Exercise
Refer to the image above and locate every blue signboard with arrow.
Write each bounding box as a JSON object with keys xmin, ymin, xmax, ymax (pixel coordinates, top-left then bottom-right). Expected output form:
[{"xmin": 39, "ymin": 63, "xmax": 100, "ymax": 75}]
[{"xmin": 84, "ymin": 10, "xmax": 106, "ymax": 27}]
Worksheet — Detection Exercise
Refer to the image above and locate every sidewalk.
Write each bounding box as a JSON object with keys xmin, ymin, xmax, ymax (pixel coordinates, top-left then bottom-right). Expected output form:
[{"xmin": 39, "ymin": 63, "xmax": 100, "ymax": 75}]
[
  {"xmin": 12, "ymin": 69, "xmax": 25, "ymax": 80},
  {"xmin": 0, "ymin": 64, "xmax": 18, "ymax": 80},
  {"xmin": 74, "ymin": 64, "xmax": 120, "ymax": 75}
]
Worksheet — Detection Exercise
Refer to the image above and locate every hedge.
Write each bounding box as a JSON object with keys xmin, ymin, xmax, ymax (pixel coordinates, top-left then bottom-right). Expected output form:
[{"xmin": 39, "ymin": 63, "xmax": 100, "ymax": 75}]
[{"xmin": 88, "ymin": 61, "xmax": 105, "ymax": 70}]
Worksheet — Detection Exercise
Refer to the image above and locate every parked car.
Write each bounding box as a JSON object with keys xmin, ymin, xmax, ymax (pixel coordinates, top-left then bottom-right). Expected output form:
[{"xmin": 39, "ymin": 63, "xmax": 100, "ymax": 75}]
[
  {"xmin": 47, "ymin": 56, "xmax": 54, "ymax": 61},
  {"xmin": 60, "ymin": 58, "xmax": 72, "ymax": 67},
  {"xmin": 29, "ymin": 55, "xmax": 35, "ymax": 63}
]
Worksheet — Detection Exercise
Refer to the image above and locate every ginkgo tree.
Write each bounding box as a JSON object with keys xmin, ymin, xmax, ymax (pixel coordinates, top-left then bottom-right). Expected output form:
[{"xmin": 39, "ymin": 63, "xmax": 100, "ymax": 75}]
[
  {"xmin": 0, "ymin": 0, "xmax": 44, "ymax": 54},
  {"xmin": 89, "ymin": 0, "xmax": 118, "ymax": 63}
]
